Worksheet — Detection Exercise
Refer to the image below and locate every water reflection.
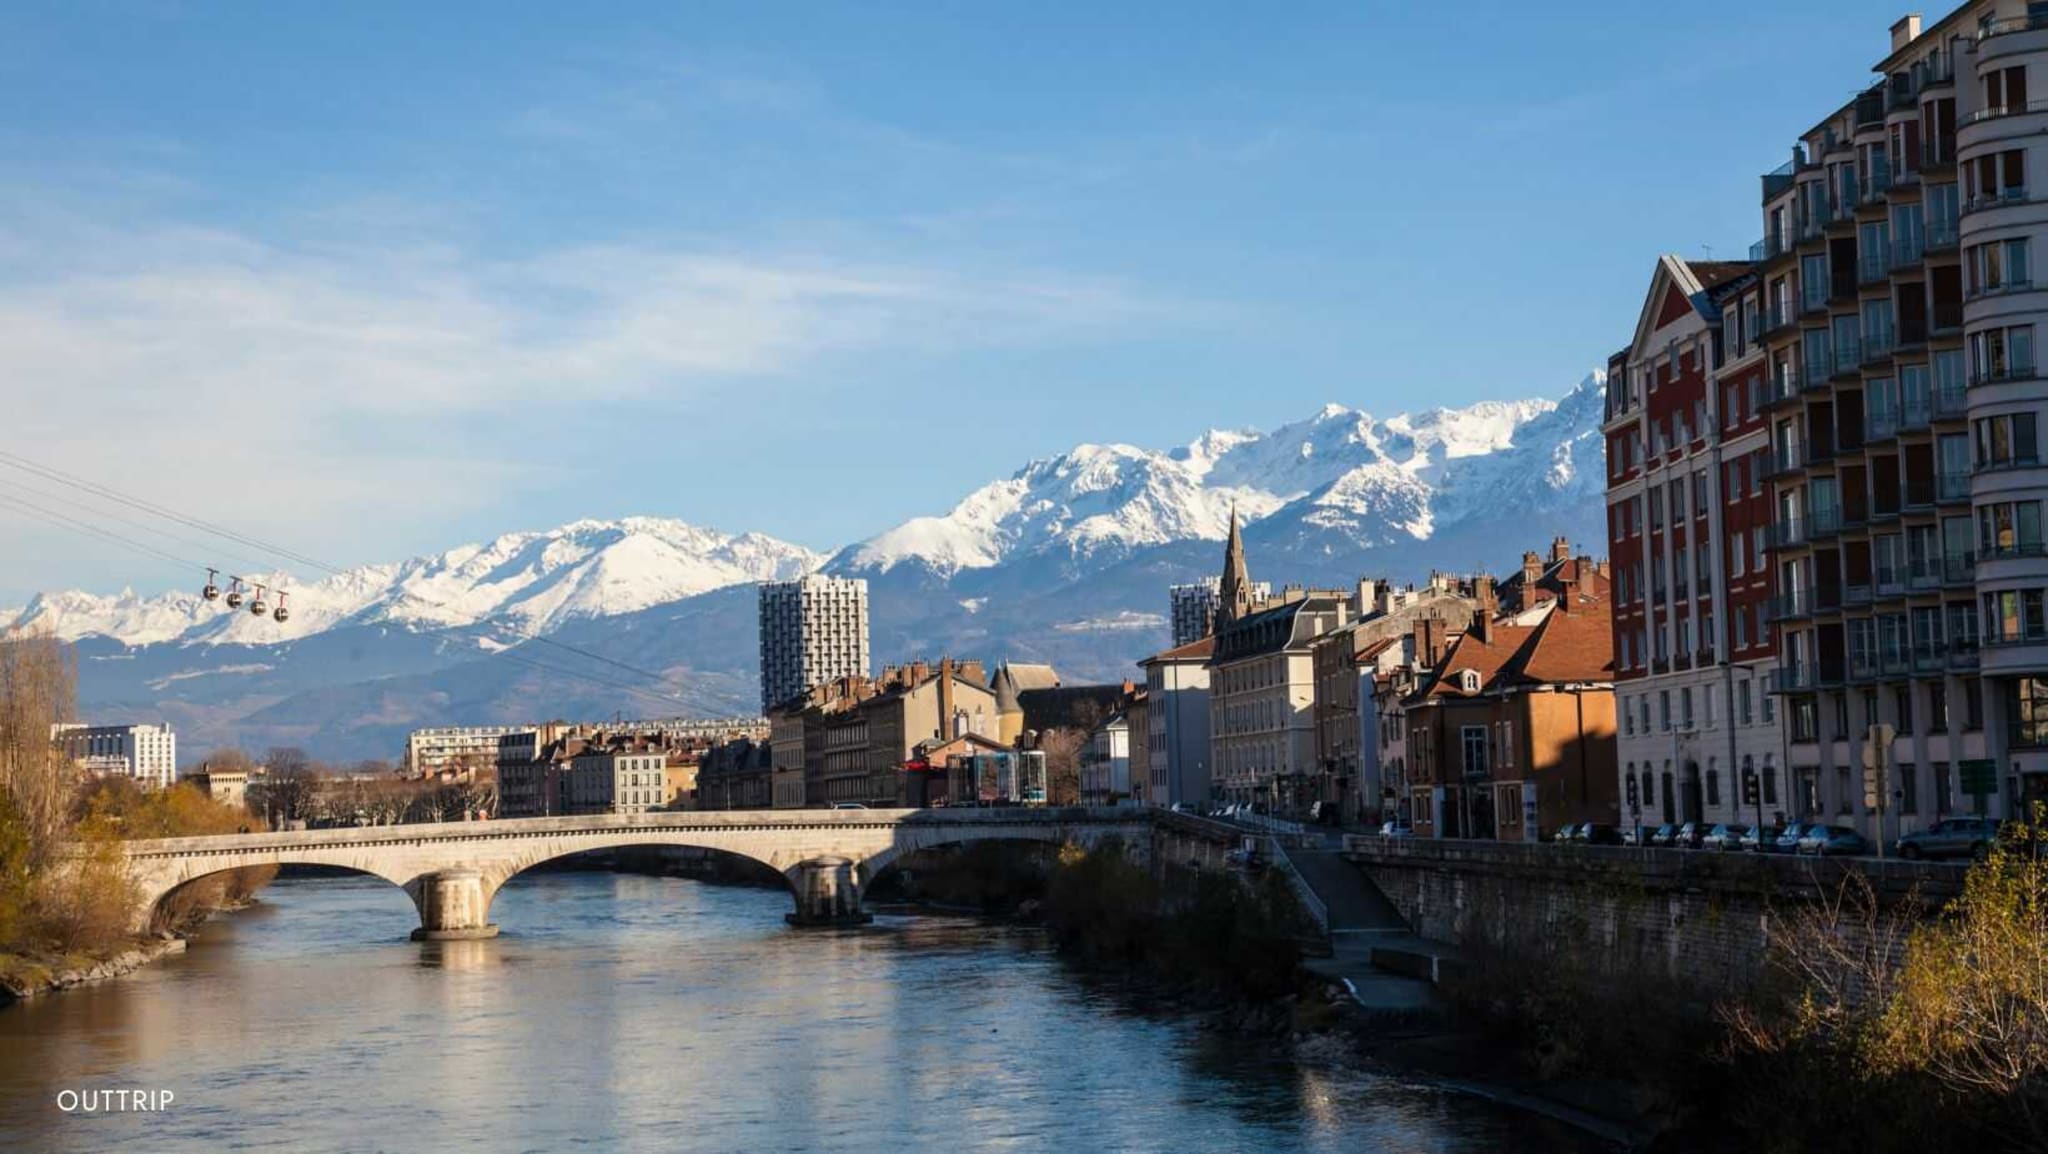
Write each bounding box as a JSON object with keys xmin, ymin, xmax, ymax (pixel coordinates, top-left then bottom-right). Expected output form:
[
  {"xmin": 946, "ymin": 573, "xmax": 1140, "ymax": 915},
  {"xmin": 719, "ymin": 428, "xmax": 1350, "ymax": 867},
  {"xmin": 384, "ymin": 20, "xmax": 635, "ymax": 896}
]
[{"xmin": 0, "ymin": 874, "xmax": 1605, "ymax": 1153}]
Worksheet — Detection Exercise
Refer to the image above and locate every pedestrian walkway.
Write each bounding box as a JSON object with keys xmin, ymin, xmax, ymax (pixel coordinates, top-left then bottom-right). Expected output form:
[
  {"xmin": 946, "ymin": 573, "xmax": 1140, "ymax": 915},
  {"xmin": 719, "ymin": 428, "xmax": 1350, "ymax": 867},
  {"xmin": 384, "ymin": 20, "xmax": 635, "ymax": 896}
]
[{"xmin": 1287, "ymin": 845, "xmax": 1408, "ymax": 933}]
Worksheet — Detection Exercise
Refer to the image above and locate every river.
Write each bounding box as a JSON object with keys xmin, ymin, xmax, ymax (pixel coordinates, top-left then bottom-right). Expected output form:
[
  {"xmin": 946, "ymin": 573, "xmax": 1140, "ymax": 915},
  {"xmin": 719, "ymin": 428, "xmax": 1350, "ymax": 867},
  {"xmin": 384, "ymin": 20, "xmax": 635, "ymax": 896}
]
[{"xmin": 0, "ymin": 872, "xmax": 1605, "ymax": 1152}]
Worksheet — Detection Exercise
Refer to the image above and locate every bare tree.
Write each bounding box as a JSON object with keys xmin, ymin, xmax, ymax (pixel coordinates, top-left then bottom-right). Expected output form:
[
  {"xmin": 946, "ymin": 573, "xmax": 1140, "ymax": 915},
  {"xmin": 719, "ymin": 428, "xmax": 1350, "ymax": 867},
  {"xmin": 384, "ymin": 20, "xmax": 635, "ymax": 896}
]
[
  {"xmin": 0, "ymin": 626, "xmax": 80, "ymax": 863},
  {"xmin": 1038, "ymin": 727, "xmax": 1089, "ymax": 807}
]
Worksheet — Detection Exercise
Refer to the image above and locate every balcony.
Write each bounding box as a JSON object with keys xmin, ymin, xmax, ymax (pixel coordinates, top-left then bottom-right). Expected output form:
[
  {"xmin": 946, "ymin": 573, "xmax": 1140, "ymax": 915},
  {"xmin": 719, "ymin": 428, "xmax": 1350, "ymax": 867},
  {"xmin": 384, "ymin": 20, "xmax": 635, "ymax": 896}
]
[
  {"xmin": 1844, "ymin": 582, "xmax": 1873, "ymax": 605},
  {"xmin": 1876, "ymin": 569, "xmax": 1905, "ymax": 597},
  {"xmin": 1980, "ymin": 13, "xmax": 2048, "ymax": 42},
  {"xmin": 1761, "ymin": 301, "xmax": 1796, "ymax": 337},
  {"xmin": 1944, "ymin": 550, "xmax": 1977, "ymax": 584},
  {"xmin": 1932, "ymin": 388, "xmax": 1968, "ymax": 420},
  {"xmin": 1968, "ymin": 278, "xmax": 2035, "ymax": 303},
  {"xmin": 1922, "ymin": 138, "xmax": 1958, "ymax": 171},
  {"xmin": 1982, "ymin": 538, "xmax": 2048, "ymax": 562},
  {"xmin": 1859, "ymin": 167, "xmax": 1893, "ymax": 204},
  {"xmin": 1797, "ymin": 204, "xmax": 1833, "ymax": 244},
  {"xmin": 1900, "ymin": 396, "xmax": 1932, "ymax": 431},
  {"xmin": 1984, "ymin": 629, "xmax": 2048, "ymax": 650},
  {"xmin": 1963, "ymin": 98, "xmax": 2048, "ymax": 127},
  {"xmin": 1971, "ymin": 360, "xmax": 2036, "ymax": 388},
  {"xmin": 1766, "ymin": 590, "xmax": 1813, "ymax": 622},
  {"xmin": 1914, "ymin": 50, "xmax": 1954, "ymax": 92},
  {"xmin": 1891, "ymin": 236, "xmax": 1924, "ymax": 270},
  {"xmin": 1976, "ymin": 453, "xmax": 2043, "ymax": 477},
  {"xmin": 1950, "ymin": 643, "xmax": 1980, "ymax": 670},
  {"xmin": 1931, "ymin": 299, "xmax": 1964, "ymax": 334},
  {"xmin": 1926, "ymin": 217, "xmax": 1960, "ymax": 253},
  {"xmin": 1907, "ymin": 559, "xmax": 1943, "ymax": 591},
  {"xmin": 1911, "ymin": 642, "xmax": 1947, "ymax": 673},
  {"xmin": 1832, "ymin": 341, "xmax": 1863, "ymax": 379},
  {"xmin": 1771, "ymin": 665, "xmax": 1816, "ymax": 693},
  {"xmin": 1858, "ymin": 251, "xmax": 1892, "ymax": 284},
  {"xmin": 1766, "ymin": 518, "xmax": 1808, "ymax": 549},
  {"xmin": 1761, "ymin": 370, "xmax": 1801, "ymax": 408},
  {"xmin": 1862, "ymin": 330, "xmax": 1895, "ymax": 365},
  {"xmin": 1763, "ymin": 159, "xmax": 1798, "ymax": 203},
  {"xmin": 1865, "ymin": 409, "xmax": 1899, "ymax": 442},
  {"xmin": 1751, "ymin": 232, "xmax": 1794, "ymax": 263},
  {"xmin": 1764, "ymin": 443, "xmax": 1804, "ymax": 477},
  {"xmin": 1938, "ymin": 471, "xmax": 1974, "ymax": 502},
  {"xmin": 1963, "ymin": 186, "xmax": 2031, "ymax": 217}
]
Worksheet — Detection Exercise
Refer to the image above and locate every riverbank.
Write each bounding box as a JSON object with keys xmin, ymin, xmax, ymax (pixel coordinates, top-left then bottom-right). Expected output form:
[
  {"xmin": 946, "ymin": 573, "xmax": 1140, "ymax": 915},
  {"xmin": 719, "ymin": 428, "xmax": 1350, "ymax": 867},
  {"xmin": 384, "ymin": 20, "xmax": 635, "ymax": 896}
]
[{"xmin": 0, "ymin": 936, "xmax": 187, "ymax": 1004}]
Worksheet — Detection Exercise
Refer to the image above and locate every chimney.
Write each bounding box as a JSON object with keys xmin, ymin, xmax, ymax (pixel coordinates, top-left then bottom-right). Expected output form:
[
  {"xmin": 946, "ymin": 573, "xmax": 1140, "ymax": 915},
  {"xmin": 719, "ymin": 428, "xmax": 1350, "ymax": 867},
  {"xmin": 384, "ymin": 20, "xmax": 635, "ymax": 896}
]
[
  {"xmin": 1890, "ymin": 14, "xmax": 1921, "ymax": 53},
  {"xmin": 939, "ymin": 658, "xmax": 956, "ymax": 741},
  {"xmin": 1471, "ymin": 607, "xmax": 1491, "ymax": 644},
  {"xmin": 1356, "ymin": 577, "xmax": 1379, "ymax": 617},
  {"xmin": 1474, "ymin": 574, "xmax": 1497, "ymax": 619},
  {"xmin": 1551, "ymin": 535, "xmax": 1571, "ymax": 565},
  {"xmin": 1121, "ymin": 678, "xmax": 1135, "ymax": 696},
  {"xmin": 1578, "ymin": 556, "xmax": 1599, "ymax": 599},
  {"xmin": 1413, "ymin": 617, "xmax": 1445, "ymax": 667},
  {"xmin": 1522, "ymin": 550, "xmax": 1542, "ymax": 594}
]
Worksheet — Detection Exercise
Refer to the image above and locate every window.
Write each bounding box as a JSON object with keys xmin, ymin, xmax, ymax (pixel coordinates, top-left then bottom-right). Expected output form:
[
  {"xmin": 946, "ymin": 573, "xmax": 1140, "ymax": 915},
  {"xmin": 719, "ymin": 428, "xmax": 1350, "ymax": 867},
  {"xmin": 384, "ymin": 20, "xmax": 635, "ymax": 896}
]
[
  {"xmin": 1762, "ymin": 691, "xmax": 1776, "ymax": 725},
  {"xmin": 1738, "ymin": 680, "xmax": 1754, "ymax": 725},
  {"xmin": 1983, "ymin": 588, "xmax": 2048, "ymax": 645},
  {"xmin": 1969, "ymin": 324, "xmax": 2034, "ymax": 383},
  {"xmin": 1978, "ymin": 501, "xmax": 2043, "ymax": 557},
  {"xmin": 1899, "ymin": 763, "xmax": 1918, "ymax": 816},
  {"xmin": 2007, "ymin": 677, "xmax": 2048, "ymax": 748},
  {"xmin": 1934, "ymin": 761, "xmax": 1953, "ymax": 817},
  {"xmin": 1460, "ymin": 726, "xmax": 1489, "ymax": 778},
  {"xmin": 1659, "ymin": 691, "xmax": 1672, "ymax": 731},
  {"xmin": 1974, "ymin": 411, "xmax": 2039, "ymax": 470},
  {"xmin": 1837, "ymin": 765, "xmax": 1854, "ymax": 815},
  {"xmin": 1968, "ymin": 237, "xmax": 2031, "ymax": 297},
  {"xmin": 1967, "ymin": 680, "xmax": 1985, "ymax": 731},
  {"xmin": 1706, "ymin": 765, "xmax": 1721, "ymax": 807},
  {"xmin": 1682, "ymin": 688, "xmax": 1695, "ymax": 729},
  {"xmin": 1763, "ymin": 757, "xmax": 1780, "ymax": 806},
  {"xmin": 1896, "ymin": 687, "xmax": 1914, "ymax": 736}
]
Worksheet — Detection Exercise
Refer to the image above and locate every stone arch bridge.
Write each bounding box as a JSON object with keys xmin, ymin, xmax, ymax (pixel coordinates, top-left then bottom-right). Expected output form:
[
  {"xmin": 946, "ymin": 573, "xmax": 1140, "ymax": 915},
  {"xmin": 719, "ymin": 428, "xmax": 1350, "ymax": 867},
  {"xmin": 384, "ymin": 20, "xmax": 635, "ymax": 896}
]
[{"xmin": 118, "ymin": 807, "xmax": 1240, "ymax": 940}]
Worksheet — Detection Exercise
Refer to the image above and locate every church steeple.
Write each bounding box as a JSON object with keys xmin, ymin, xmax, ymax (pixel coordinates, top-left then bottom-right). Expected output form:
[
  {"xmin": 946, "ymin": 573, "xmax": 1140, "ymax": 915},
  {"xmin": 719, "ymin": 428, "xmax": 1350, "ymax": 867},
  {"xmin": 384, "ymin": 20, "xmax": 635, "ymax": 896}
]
[{"xmin": 1218, "ymin": 504, "xmax": 1254, "ymax": 629}]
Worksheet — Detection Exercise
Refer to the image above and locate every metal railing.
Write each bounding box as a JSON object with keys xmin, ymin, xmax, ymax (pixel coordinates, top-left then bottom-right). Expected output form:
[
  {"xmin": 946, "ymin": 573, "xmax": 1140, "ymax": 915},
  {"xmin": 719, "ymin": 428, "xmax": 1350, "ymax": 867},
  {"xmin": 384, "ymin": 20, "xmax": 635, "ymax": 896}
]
[
  {"xmin": 1964, "ymin": 186, "xmax": 2031, "ymax": 216},
  {"xmin": 1926, "ymin": 218, "xmax": 1960, "ymax": 252},
  {"xmin": 1967, "ymin": 277, "xmax": 2034, "ymax": 302},
  {"xmin": 1933, "ymin": 388, "xmax": 1968, "ymax": 419},
  {"xmin": 1859, "ymin": 251, "xmax": 1892, "ymax": 284},
  {"xmin": 1963, "ymin": 98, "xmax": 2048, "ymax": 126},
  {"xmin": 1970, "ymin": 360, "xmax": 2036, "ymax": 387},
  {"xmin": 1833, "ymin": 341, "xmax": 1863, "ymax": 377},
  {"xmin": 1863, "ymin": 330, "xmax": 1894, "ymax": 364},
  {"xmin": 1944, "ymin": 550, "xmax": 1977, "ymax": 583}
]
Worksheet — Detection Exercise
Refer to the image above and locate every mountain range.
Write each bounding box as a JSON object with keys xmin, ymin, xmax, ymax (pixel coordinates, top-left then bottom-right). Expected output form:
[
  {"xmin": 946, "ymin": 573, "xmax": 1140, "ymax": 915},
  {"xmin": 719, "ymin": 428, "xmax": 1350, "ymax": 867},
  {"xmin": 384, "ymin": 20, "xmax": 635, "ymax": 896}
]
[{"xmin": 8, "ymin": 372, "xmax": 1610, "ymax": 761}]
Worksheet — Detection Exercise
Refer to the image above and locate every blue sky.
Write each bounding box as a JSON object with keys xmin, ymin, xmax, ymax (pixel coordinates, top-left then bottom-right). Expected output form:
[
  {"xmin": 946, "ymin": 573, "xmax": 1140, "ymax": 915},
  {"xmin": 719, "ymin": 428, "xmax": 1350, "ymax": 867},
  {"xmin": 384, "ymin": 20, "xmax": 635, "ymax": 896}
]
[{"xmin": 1, "ymin": 1, "xmax": 1901, "ymax": 602}]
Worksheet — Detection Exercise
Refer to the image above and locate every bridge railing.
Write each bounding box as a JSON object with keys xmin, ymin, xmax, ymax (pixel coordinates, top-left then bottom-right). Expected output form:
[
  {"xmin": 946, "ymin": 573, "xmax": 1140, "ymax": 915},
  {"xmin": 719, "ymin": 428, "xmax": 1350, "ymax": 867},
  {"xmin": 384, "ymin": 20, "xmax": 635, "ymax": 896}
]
[{"xmin": 1265, "ymin": 836, "xmax": 1330, "ymax": 937}]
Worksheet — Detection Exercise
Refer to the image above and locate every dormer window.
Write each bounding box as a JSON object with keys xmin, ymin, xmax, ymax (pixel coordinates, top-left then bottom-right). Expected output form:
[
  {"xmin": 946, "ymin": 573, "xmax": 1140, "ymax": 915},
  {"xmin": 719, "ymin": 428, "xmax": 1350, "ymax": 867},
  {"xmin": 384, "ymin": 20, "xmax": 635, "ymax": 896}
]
[{"xmin": 1457, "ymin": 669, "xmax": 1482, "ymax": 694}]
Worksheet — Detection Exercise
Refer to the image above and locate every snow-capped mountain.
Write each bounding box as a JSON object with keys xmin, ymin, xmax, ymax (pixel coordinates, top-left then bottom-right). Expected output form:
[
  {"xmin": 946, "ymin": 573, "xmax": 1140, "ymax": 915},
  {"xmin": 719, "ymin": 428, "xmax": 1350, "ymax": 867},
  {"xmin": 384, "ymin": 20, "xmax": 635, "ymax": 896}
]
[
  {"xmin": 8, "ymin": 518, "xmax": 823, "ymax": 646},
  {"xmin": 23, "ymin": 373, "xmax": 1609, "ymax": 761},
  {"xmin": 831, "ymin": 372, "xmax": 1606, "ymax": 579}
]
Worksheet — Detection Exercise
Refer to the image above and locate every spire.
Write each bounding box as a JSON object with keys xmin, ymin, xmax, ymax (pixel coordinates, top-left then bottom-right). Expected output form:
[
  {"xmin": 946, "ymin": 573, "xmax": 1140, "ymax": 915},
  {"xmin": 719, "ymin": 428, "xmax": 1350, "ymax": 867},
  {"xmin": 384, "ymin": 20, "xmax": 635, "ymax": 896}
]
[{"xmin": 1218, "ymin": 504, "xmax": 1254, "ymax": 630}]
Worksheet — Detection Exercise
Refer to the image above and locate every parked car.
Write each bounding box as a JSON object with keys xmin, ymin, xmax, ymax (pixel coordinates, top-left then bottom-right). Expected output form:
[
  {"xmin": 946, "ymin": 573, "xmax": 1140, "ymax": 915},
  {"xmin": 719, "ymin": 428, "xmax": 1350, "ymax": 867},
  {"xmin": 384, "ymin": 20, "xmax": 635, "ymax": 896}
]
[
  {"xmin": 831, "ymin": 802, "xmax": 869, "ymax": 810},
  {"xmin": 1378, "ymin": 819, "xmax": 1414, "ymax": 838},
  {"xmin": 1552, "ymin": 822, "xmax": 1582, "ymax": 843},
  {"xmin": 1646, "ymin": 822, "xmax": 1680, "ymax": 847},
  {"xmin": 1894, "ymin": 816, "xmax": 2002, "ymax": 861},
  {"xmin": 1772, "ymin": 822, "xmax": 1816, "ymax": 854},
  {"xmin": 1225, "ymin": 844, "xmax": 1267, "ymax": 871},
  {"xmin": 1739, "ymin": 824, "xmax": 1786, "ymax": 853},
  {"xmin": 1797, "ymin": 825, "xmax": 1870, "ymax": 856},
  {"xmin": 1702, "ymin": 823, "xmax": 1751, "ymax": 851},
  {"xmin": 1671, "ymin": 821, "xmax": 1709, "ymax": 849},
  {"xmin": 1580, "ymin": 823, "xmax": 1624, "ymax": 846}
]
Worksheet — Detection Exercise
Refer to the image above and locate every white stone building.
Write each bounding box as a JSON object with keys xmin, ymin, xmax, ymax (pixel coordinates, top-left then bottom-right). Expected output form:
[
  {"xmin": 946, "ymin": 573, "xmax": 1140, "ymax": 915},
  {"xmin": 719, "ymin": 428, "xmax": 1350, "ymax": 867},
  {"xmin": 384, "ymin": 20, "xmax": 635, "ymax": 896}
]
[
  {"xmin": 54, "ymin": 722, "xmax": 177, "ymax": 790},
  {"xmin": 1138, "ymin": 637, "xmax": 1213, "ymax": 807}
]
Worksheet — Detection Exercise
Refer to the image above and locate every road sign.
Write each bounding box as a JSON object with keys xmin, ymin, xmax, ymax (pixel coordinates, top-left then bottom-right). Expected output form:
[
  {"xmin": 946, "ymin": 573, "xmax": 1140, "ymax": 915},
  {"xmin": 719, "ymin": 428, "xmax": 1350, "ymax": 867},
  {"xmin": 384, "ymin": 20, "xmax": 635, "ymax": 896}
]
[{"xmin": 1959, "ymin": 758, "xmax": 1998, "ymax": 796}]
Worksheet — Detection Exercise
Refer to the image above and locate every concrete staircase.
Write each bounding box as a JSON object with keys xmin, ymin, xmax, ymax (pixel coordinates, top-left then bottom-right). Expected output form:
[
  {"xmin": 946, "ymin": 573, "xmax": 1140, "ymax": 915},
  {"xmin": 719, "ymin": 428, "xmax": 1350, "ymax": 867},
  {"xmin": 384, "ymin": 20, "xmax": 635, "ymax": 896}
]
[{"xmin": 1284, "ymin": 843, "xmax": 1456, "ymax": 1027}]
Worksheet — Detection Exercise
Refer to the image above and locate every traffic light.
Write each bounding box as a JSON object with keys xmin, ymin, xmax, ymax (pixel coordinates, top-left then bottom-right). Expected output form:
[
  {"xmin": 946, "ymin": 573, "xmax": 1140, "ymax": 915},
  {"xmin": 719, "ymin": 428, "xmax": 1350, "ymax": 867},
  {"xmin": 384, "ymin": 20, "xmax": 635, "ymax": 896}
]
[
  {"xmin": 1742, "ymin": 771, "xmax": 1760, "ymax": 808},
  {"xmin": 1626, "ymin": 775, "xmax": 1639, "ymax": 808}
]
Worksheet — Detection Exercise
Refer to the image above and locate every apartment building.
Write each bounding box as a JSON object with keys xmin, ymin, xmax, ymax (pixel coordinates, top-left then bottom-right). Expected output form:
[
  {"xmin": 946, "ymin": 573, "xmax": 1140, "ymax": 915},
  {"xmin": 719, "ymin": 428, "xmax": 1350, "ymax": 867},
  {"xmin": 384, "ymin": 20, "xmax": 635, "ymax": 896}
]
[
  {"xmin": 768, "ymin": 659, "xmax": 999, "ymax": 807},
  {"xmin": 54, "ymin": 722, "xmax": 177, "ymax": 789},
  {"xmin": 757, "ymin": 574, "xmax": 871, "ymax": 714},
  {"xmin": 1137, "ymin": 637, "xmax": 1213, "ymax": 808},
  {"xmin": 406, "ymin": 724, "xmax": 531, "ymax": 777},
  {"xmin": 562, "ymin": 747, "xmax": 670, "ymax": 816},
  {"xmin": 1742, "ymin": 5, "xmax": 2048, "ymax": 836},
  {"xmin": 1080, "ymin": 709, "xmax": 1133, "ymax": 804},
  {"xmin": 1605, "ymin": 254, "xmax": 1787, "ymax": 833}
]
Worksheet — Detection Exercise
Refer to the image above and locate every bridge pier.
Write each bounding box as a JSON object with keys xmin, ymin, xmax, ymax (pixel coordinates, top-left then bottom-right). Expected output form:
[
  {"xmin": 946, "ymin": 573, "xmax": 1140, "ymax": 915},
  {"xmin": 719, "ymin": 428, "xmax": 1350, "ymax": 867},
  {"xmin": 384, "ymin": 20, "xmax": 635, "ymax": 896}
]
[
  {"xmin": 410, "ymin": 867, "xmax": 499, "ymax": 941},
  {"xmin": 785, "ymin": 857, "xmax": 872, "ymax": 927}
]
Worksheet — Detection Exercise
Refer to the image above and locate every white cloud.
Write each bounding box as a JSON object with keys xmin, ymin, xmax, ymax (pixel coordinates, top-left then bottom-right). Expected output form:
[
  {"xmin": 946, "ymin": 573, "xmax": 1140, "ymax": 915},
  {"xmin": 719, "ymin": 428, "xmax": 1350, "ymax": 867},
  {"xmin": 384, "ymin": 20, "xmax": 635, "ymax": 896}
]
[{"xmin": 0, "ymin": 214, "xmax": 1170, "ymax": 596}]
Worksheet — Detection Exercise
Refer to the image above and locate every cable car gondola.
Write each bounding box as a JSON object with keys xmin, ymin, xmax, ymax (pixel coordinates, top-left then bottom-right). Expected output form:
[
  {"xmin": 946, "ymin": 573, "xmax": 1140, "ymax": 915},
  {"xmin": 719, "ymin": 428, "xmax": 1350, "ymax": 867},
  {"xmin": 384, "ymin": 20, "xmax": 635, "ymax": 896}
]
[
  {"xmin": 273, "ymin": 591, "xmax": 290, "ymax": 624},
  {"xmin": 202, "ymin": 568, "xmax": 221, "ymax": 602},
  {"xmin": 225, "ymin": 577, "xmax": 244, "ymax": 609},
  {"xmin": 248, "ymin": 583, "xmax": 269, "ymax": 617}
]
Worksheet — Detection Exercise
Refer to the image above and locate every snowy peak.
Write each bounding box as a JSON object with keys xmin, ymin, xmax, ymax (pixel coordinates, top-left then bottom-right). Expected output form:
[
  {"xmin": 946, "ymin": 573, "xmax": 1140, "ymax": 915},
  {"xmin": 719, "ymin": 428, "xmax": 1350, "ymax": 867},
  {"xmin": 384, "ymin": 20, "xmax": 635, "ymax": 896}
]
[
  {"xmin": 8, "ymin": 518, "xmax": 822, "ymax": 645},
  {"xmin": 836, "ymin": 373, "xmax": 1606, "ymax": 576}
]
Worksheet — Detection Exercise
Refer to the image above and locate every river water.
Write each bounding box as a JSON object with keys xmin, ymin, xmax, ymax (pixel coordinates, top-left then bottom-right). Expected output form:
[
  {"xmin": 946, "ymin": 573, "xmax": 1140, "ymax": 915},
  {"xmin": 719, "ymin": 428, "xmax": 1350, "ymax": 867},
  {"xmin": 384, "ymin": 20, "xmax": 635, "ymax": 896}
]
[{"xmin": 0, "ymin": 873, "xmax": 1603, "ymax": 1152}]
